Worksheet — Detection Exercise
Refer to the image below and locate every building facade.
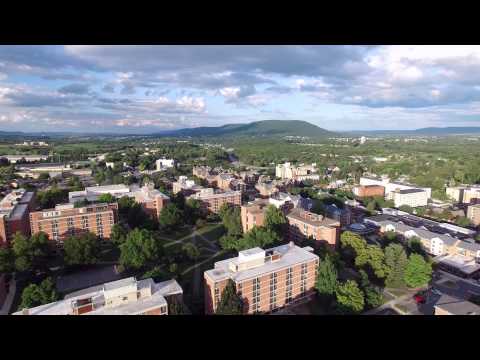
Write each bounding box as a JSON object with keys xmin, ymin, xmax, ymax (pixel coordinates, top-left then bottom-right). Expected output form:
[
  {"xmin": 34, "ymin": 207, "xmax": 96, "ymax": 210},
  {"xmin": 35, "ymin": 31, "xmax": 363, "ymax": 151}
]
[
  {"xmin": 241, "ymin": 198, "xmax": 269, "ymax": 233},
  {"xmin": 204, "ymin": 243, "xmax": 319, "ymax": 314},
  {"xmin": 0, "ymin": 189, "xmax": 36, "ymax": 246},
  {"xmin": 467, "ymin": 204, "xmax": 480, "ymax": 226},
  {"xmin": 14, "ymin": 277, "xmax": 183, "ymax": 315},
  {"xmin": 187, "ymin": 189, "xmax": 242, "ymax": 214},
  {"xmin": 172, "ymin": 176, "xmax": 203, "ymax": 195},
  {"xmin": 30, "ymin": 202, "xmax": 118, "ymax": 243},
  {"xmin": 275, "ymin": 162, "xmax": 319, "ymax": 182},
  {"xmin": 286, "ymin": 208, "xmax": 340, "ymax": 247},
  {"xmin": 156, "ymin": 158, "xmax": 175, "ymax": 171},
  {"xmin": 352, "ymin": 185, "xmax": 385, "ymax": 198},
  {"xmin": 392, "ymin": 188, "xmax": 428, "ymax": 208}
]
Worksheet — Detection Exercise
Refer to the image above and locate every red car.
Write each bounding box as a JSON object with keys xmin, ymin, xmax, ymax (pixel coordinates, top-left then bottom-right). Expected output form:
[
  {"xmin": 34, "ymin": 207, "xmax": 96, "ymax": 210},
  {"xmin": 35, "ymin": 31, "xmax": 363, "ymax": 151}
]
[{"xmin": 413, "ymin": 294, "xmax": 426, "ymax": 304}]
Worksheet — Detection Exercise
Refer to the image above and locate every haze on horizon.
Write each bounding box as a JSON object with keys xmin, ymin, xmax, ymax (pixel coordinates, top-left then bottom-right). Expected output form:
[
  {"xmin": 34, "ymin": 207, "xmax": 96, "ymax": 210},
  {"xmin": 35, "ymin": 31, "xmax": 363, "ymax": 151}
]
[{"xmin": 1, "ymin": 45, "xmax": 480, "ymax": 134}]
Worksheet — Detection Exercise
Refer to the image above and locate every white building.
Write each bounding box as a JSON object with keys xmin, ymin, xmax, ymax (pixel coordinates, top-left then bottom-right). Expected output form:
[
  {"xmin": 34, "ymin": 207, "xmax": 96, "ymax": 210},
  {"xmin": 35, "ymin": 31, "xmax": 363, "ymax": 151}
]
[
  {"xmin": 1, "ymin": 155, "xmax": 49, "ymax": 163},
  {"xmin": 392, "ymin": 188, "xmax": 428, "ymax": 208},
  {"xmin": 172, "ymin": 176, "xmax": 203, "ymax": 194},
  {"xmin": 275, "ymin": 162, "xmax": 319, "ymax": 181},
  {"xmin": 14, "ymin": 277, "xmax": 183, "ymax": 315},
  {"xmin": 156, "ymin": 158, "xmax": 175, "ymax": 171},
  {"xmin": 69, "ymin": 184, "xmax": 132, "ymax": 203},
  {"xmin": 359, "ymin": 176, "xmax": 431, "ymax": 200},
  {"xmin": 360, "ymin": 136, "xmax": 366, "ymax": 144}
]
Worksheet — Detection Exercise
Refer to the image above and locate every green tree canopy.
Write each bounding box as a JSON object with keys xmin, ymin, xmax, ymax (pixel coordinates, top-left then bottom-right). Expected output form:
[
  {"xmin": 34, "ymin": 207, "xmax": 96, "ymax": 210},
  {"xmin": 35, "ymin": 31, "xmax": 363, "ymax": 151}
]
[
  {"xmin": 237, "ymin": 226, "xmax": 279, "ymax": 251},
  {"xmin": 182, "ymin": 243, "xmax": 200, "ymax": 260},
  {"xmin": 404, "ymin": 253, "xmax": 432, "ymax": 288},
  {"xmin": 110, "ymin": 224, "xmax": 128, "ymax": 245},
  {"xmin": 97, "ymin": 193, "xmax": 116, "ymax": 203},
  {"xmin": 119, "ymin": 228, "xmax": 162, "ymax": 270},
  {"xmin": 315, "ymin": 254, "xmax": 338, "ymax": 302},
  {"xmin": 398, "ymin": 205, "xmax": 413, "ymax": 214},
  {"xmin": 385, "ymin": 243, "xmax": 408, "ymax": 289},
  {"xmin": 0, "ymin": 246, "xmax": 14, "ymax": 273},
  {"xmin": 19, "ymin": 277, "xmax": 58, "ymax": 310},
  {"xmin": 12, "ymin": 231, "xmax": 49, "ymax": 273},
  {"xmin": 184, "ymin": 198, "xmax": 202, "ymax": 225},
  {"xmin": 63, "ymin": 232, "xmax": 100, "ymax": 266},
  {"xmin": 220, "ymin": 205, "xmax": 243, "ymax": 238},
  {"xmin": 159, "ymin": 203, "xmax": 183, "ymax": 231},
  {"xmin": 335, "ymin": 280, "xmax": 365, "ymax": 314},
  {"xmin": 215, "ymin": 279, "xmax": 243, "ymax": 315},
  {"xmin": 264, "ymin": 205, "xmax": 287, "ymax": 237}
]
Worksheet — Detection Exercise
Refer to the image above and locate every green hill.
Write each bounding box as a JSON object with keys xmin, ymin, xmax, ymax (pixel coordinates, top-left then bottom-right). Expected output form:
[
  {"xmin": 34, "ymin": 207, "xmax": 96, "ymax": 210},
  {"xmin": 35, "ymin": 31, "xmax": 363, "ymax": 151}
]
[{"xmin": 158, "ymin": 120, "xmax": 335, "ymax": 139}]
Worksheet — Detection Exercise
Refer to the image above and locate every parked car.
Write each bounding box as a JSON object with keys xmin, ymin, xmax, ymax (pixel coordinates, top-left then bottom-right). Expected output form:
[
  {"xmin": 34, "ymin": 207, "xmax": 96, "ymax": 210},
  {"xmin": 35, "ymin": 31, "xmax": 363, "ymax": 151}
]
[{"xmin": 413, "ymin": 293, "xmax": 426, "ymax": 304}]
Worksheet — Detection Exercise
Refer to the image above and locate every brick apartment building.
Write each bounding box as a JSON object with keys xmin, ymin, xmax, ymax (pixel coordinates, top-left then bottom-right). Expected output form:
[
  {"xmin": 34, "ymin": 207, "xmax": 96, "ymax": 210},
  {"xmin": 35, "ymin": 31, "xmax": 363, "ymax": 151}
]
[
  {"xmin": 467, "ymin": 204, "xmax": 480, "ymax": 226},
  {"xmin": 30, "ymin": 202, "xmax": 118, "ymax": 243},
  {"xmin": 187, "ymin": 188, "xmax": 241, "ymax": 214},
  {"xmin": 241, "ymin": 198, "xmax": 269, "ymax": 233},
  {"xmin": 286, "ymin": 208, "xmax": 340, "ymax": 247},
  {"xmin": 204, "ymin": 243, "xmax": 319, "ymax": 314},
  {"xmin": 69, "ymin": 184, "xmax": 169, "ymax": 221},
  {"xmin": 352, "ymin": 185, "xmax": 385, "ymax": 198},
  {"xmin": 14, "ymin": 277, "xmax": 183, "ymax": 315},
  {"xmin": 0, "ymin": 189, "xmax": 36, "ymax": 246}
]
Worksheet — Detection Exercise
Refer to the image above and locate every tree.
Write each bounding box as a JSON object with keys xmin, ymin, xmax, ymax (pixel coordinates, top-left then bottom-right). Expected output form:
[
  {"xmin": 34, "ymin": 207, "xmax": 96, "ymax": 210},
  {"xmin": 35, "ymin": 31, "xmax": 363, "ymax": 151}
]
[
  {"xmin": 456, "ymin": 216, "xmax": 472, "ymax": 227},
  {"xmin": 0, "ymin": 246, "xmax": 14, "ymax": 273},
  {"xmin": 159, "ymin": 203, "xmax": 183, "ymax": 231},
  {"xmin": 384, "ymin": 243, "xmax": 408, "ymax": 288},
  {"xmin": 182, "ymin": 243, "xmax": 200, "ymax": 260},
  {"xmin": 110, "ymin": 224, "xmax": 127, "ymax": 245},
  {"xmin": 63, "ymin": 232, "xmax": 100, "ymax": 266},
  {"xmin": 184, "ymin": 198, "xmax": 202, "ymax": 225},
  {"xmin": 264, "ymin": 205, "xmax": 287, "ymax": 237},
  {"xmin": 315, "ymin": 254, "xmax": 338, "ymax": 303},
  {"xmin": 97, "ymin": 193, "xmax": 116, "ymax": 203},
  {"xmin": 215, "ymin": 279, "xmax": 243, "ymax": 315},
  {"xmin": 398, "ymin": 205, "xmax": 413, "ymax": 214},
  {"xmin": 404, "ymin": 254, "xmax": 432, "ymax": 288},
  {"xmin": 38, "ymin": 172, "xmax": 50, "ymax": 181},
  {"xmin": 358, "ymin": 269, "xmax": 384, "ymax": 309},
  {"xmin": 119, "ymin": 229, "xmax": 162, "ymax": 270},
  {"xmin": 12, "ymin": 232, "xmax": 49, "ymax": 273},
  {"xmin": 406, "ymin": 236, "xmax": 427, "ymax": 257},
  {"xmin": 335, "ymin": 280, "xmax": 365, "ymax": 314},
  {"xmin": 219, "ymin": 234, "xmax": 239, "ymax": 250},
  {"xmin": 220, "ymin": 205, "xmax": 243, "ymax": 238},
  {"xmin": 238, "ymin": 226, "xmax": 279, "ymax": 251},
  {"xmin": 19, "ymin": 277, "xmax": 57, "ymax": 310},
  {"xmin": 355, "ymin": 244, "xmax": 388, "ymax": 280},
  {"xmin": 340, "ymin": 231, "xmax": 367, "ymax": 264}
]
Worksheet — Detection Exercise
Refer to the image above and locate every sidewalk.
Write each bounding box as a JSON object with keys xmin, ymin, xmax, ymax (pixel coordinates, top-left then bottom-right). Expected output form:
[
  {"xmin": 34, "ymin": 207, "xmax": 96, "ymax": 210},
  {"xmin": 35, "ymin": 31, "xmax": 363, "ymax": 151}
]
[{"xmin": 0, "ymin": 279, "xmax": 16, "ymax": 315}]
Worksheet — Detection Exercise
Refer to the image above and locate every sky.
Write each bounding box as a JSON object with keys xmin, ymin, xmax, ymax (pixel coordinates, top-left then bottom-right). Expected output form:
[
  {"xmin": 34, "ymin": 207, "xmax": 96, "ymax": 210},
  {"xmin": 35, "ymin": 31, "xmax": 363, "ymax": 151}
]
[{"xmin": 2, "ymin": 45, "xmax": 480, "ymax": 134}]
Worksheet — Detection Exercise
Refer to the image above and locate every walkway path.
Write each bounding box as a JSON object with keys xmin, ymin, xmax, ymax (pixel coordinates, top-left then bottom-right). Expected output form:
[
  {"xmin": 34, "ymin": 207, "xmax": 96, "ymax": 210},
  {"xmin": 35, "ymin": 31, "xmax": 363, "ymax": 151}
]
[
  {"xmin": 0, "ymin": 279, "xmax": 16, "ymax": 315},
  {"xmin": 362, "ymin": 290, "xmax": 415, "ymax": 315}
]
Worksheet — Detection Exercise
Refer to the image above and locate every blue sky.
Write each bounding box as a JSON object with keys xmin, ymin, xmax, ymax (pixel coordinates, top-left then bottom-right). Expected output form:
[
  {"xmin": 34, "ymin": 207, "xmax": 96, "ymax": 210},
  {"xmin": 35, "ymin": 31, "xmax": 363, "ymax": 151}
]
[{"xmin": 1, "ymin": 45, "xmax": 480, "ymax": 133}]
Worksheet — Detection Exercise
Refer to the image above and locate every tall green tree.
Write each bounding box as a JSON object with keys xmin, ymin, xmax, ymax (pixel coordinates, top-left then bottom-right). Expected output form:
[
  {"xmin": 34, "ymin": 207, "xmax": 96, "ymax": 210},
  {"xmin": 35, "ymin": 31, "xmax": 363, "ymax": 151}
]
[
  {"xmin": 355, "ymin": 244, "xmax": 389, "ymax": 280},
  {"xmin": 12, "ymin": 231, "xmax": 49, "ymax": 273},
  {"xmin": 110, "ymin": 224, "xmax": 127, "ymax": 245},
  {"xmin": 215, "ymin": 279, "xmax": 243, "ymax": 315},
  {"xmin": 384, "ymin": 243, "xmax": 408, "ymax": 288},
  {"xmin": 238, "ymin": 226, "xmax": 279, "ymax": 251},
  {"xmin": 159, "ymin": 203, "xmax": 183, "ymax": 231},
  {"xmin": 19, "ymin": 277, "xmax": 58, "ymax": 310},
  {"xmin": 315, "ymin": 254, "xmax": 338, "ymax": 303},
  {"xmin": 185, "ymin": 198, "xmax": 202, "ymax": 225},
  {"xmin": 119, "ymin": 228, "xmax": 162, "ymax": 270},
  {"xmin": 63, "ymin": 232, "xmax": 100, "ymax": 266},
  {"xmin": 264, "ymin": 205, "xmax": 287, "ymax": 237},
  {"xmin": 404, "ymin": 254, "xmax": 432, "ymax": 288},
  {"xmin": 0, "ymin": 246, "xmax": 14, "ymax": 273},
  {"xmin": 221, "ymin": 206, "xmax": 243, "ymax": 238},
  {"xmin": 335, "ymin": 280, "xmax": 365, "ymax": 314},
  {"xmin": 182, "ymin": 243, "xmax": 200, "ymax": 261}
]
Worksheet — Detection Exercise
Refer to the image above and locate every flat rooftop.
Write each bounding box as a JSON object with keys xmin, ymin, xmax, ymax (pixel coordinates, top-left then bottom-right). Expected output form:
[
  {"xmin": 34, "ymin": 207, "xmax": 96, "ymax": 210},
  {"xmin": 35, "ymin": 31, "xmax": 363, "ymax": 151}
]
[
  {"xmin": 434, "ymin": 254, "xmax": 480, "ymax": 275},
  {"xmin": 286, "ymin": 208, "xmax": 339, "ymax": 227},
  {"xmin": 205, "ymin": 243, "xmax": 318, "ymax": 283},
  {"xmin": 397, "ymin": 188, "xmax": 426, "ymax": 194}
]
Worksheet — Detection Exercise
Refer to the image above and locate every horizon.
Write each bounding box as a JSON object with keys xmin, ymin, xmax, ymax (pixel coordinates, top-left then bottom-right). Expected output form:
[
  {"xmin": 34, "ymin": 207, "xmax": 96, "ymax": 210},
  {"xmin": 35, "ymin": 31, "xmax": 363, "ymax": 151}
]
[{"xmin": 2, "ymin": 46, "xmax": 480, "ymax": 133}]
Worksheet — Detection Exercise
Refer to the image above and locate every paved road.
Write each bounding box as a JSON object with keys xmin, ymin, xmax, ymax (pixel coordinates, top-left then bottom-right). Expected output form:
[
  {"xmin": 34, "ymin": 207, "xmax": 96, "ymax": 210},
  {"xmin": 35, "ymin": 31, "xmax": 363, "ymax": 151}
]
[
  {"xmin": 0, "ymin": 279, "xmax": 16, "ymax": 315},
  {"xmin": 363, "ymin": 292, "xmax": 413, "ymax": 315},
  {"xmin": 432, "ymin": 270, "xmax": 480, "ymax": 300}
]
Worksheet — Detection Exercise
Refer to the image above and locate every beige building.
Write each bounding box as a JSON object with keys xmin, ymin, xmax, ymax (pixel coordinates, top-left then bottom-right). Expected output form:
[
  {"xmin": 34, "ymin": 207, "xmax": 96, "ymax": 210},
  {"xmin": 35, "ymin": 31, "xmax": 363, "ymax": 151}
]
[
  {"xmin": 392, "ymin": 188, "xmax": 428, "ymax": 208},
  {"xmin": 172, "ymin": 176, "xmax": 203, "ymax": 195},
  {"xmin": 467, "ymin": 204, "xmax": 480, "ymax": 226},
  {"xmin": 286, "ymin": 208, "xmax": 340, "ymax": 247},
  {"xmin": 241, "ymin": 198, "xmax": 270, "ymax": 233},
  {"xmin": 275, "ymin": 162, "xmax": 319, "ymax": 182},
  {"xmin": 0, "ymin": 189, "xmax": 36, "ymax": 245},
  {"xmin": 446, "ymin": 186, "xmax": 480, "ymax": 204},
  {"xmin": 204, "ymin": 243, "xmax": 319, "ymax": 314},
  {"xmin": 187, "ymin": 188, "xmax": 241, "ymax": 214},
  {"xmin": 14, "ymin": 277, "xmax": 183, "ymax": 315}
]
